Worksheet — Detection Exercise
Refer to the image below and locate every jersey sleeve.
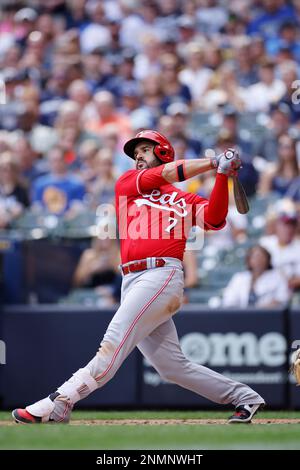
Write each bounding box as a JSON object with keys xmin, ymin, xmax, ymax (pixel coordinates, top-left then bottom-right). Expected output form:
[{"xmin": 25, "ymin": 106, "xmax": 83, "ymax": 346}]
[{"xmin": 115, "ymin": 167, "xmax": 169, "ymax": 196}]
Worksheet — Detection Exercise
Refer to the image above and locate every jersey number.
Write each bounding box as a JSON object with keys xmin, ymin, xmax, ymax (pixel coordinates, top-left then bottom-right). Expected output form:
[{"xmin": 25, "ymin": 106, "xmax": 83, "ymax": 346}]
[{"xmin": 165, "ymin": 217, "xmax": 178, "ymax": 233}]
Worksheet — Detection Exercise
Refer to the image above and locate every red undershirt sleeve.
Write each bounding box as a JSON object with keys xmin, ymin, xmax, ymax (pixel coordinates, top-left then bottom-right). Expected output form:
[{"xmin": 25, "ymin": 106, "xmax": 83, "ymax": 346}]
[{"xmin": 204, "ymin": 173, "xmax": 229, "ymax": 229}]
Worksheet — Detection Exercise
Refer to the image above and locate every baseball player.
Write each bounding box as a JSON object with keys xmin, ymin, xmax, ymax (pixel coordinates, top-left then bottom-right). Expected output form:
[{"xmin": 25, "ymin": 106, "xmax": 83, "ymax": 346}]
[{"xmin": 12, "ymin": 130, "xmax": 265, "ymax": 424}]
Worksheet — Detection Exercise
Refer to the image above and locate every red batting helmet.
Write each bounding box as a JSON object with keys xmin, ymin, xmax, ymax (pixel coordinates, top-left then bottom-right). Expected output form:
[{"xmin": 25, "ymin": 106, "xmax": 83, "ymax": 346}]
[{"xmin": 123, "ymin": 130, "xmax": 175, "ymax": 163}]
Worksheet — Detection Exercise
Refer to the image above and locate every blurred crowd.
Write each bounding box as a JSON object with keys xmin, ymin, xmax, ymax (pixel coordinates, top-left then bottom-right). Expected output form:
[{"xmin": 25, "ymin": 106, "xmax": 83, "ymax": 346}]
[{"xmin": 0, "ymin": 0, "xmax": 300, "ymax": 306}]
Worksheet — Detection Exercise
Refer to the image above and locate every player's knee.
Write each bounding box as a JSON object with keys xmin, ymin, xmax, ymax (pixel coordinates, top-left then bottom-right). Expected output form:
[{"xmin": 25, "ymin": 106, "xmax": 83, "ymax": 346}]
[{"xmin": 167, "ymin": 296, "xmax": 182, "ymax": 314}]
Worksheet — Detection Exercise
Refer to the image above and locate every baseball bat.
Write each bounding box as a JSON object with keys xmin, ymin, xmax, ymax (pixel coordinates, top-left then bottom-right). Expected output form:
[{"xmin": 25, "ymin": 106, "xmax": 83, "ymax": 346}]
[
  {"xmin": 232, "ymin": 174, "xmax": 250, "ymax": 214},
  {"xmin": 224, "ymin": 149, "xmax": 249, "ymax": 215}
]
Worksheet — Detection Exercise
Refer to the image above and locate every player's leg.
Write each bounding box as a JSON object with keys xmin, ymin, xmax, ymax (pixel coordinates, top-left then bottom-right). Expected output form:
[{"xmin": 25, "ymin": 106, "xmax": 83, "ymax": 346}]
[
  {"xmin": 13, "ymin": 266, "xmax": 184, "ymax": 423},
  {"xmin": 137, "ymin": 318, "xmax": 265, "ymax": 410}
]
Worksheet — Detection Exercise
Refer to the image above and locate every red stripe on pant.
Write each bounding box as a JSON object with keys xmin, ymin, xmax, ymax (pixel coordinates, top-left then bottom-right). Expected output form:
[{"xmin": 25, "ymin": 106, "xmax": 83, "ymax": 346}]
[{"xmin": 73, "ymin": 268, "xmax": 177, "ymax": 403}]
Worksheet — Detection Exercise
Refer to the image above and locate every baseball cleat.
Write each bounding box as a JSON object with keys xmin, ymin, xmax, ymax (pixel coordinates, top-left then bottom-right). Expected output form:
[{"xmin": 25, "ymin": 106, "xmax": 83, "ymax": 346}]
[
  {"xmin": 12, "ymin": 408, "xmax": 42, "ymax": 424},
  {"xmin": 227, "ymin": 403, "xmax": 262, "ymax": 424}
]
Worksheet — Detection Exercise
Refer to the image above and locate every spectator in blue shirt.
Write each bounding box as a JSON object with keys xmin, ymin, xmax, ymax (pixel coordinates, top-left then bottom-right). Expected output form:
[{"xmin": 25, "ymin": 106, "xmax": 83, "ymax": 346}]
[
  {"xmin": 266, "ymin": 20, "xmax": 300, "ymax": 61},
  {"xmin": 32, "ymin": 145, "xmax": 86, "ymax": 216},
  {"xmin": 247, "ymin": 0, "xmax": 295, "ymax": 40}
]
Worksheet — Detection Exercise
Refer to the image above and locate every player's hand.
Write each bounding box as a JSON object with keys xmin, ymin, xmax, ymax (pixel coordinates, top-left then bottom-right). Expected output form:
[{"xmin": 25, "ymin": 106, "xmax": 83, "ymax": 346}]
[{"xmin": 216, "ymin": 148, "xmax": 242, "ymax": 176}]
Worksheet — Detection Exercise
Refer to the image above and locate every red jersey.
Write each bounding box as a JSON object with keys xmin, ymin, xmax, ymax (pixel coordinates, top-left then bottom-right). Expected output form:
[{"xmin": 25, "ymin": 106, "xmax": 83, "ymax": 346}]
[{"xmin": 115, "ymin": 167, "xmax": 225, "ymax": 264}]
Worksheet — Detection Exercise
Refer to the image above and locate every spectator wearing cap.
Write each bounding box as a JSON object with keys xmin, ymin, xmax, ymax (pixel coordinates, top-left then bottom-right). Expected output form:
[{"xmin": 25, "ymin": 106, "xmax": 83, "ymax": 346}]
[
  {"xmin": 79, "ymin": 1, "xmax": 111, "ymax": 54},
  {"xmin": 107, "ymin": 49, "xmax": 139, "ymax": 104},
  {"xmin": 242, "ymin": 59, "xmax": 286, "ymax": 112},
  {"xmin": 104, "ymin": 19, "xmax": 124, "ymax": 67},
  {"xmin": 166, "ymin": 102, "xmax": 202, "ymax": 157},
  {"xmin": 159, "ymin": 33, "xmax": 178, "ymax": 55},
  {"xmin": 14, "ymin": 7, "xmax": 38, "ymax": 47},
  {"xmin": 117, "ymin": 49, "xmax": 136, "ymax": 82},
  {"xmin": 232, "ymin": 39, "xmax": 259, "ymax": 87},
  {"xmin": 223, "ymin": 245, "xmax": 290, "ymax": 308},
  {"xmin": 260, "ymin": 204, "xmax": 300, "ymax": 288},
  {"xmin": 178, "ymin": 42, "xmax": 213, "ymax": 105},
  {"xmin": 268, "ymin": 18, "xmax": 300, "ymax": 60},
  {"xmin": 0, "ymin": 68, "xmax": 29, "ymax": 132},
  {"xmin": 158, "ymin": 53, "xmax": 192, "ymax": 113},
  {"xmin": 258, "ymin": 133, "xmax": 299, "ymax": 197},
  {"xmin": 177, "ymin": 15, "xmax": 198, "ymax": 43}
]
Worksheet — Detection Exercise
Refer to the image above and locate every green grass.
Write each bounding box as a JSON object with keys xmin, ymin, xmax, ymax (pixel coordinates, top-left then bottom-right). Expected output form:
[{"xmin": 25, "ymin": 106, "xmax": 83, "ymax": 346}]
[{"xmin": 1, "ymin": 411, "xmax": 300, "ymax": 450}]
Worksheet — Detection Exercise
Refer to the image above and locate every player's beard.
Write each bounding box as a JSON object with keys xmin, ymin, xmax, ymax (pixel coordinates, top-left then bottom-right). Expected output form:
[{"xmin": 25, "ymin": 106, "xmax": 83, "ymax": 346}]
[
  {"xmin": 136, "ymin": 160, "xmax": 148, "ymax": 170},
  {"xmin": 136, "ymin": 158, "xmax": 161, "ymax": 170}
]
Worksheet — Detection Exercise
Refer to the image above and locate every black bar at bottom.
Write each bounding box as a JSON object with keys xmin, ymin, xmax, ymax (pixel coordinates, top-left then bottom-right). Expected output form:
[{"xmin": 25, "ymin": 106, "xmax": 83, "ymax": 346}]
[{"xmin": 0, "ymin": 450, "xmax": 299, "ymax": 466}]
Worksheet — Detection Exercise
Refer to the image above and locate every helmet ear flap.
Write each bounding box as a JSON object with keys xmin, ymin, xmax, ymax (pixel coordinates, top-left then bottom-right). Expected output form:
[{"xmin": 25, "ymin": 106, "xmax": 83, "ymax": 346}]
[{"xmin": 154, "ymin": 144, "xmax": 169, "ymax": 161}]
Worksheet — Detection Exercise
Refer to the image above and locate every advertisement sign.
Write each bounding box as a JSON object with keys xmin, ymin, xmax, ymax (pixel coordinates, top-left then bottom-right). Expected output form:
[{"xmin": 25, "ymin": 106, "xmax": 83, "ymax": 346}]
[
  {"xmin": 141, "ymin": 307, "xmax": 288, "ymax": 407},
  {"xmin": 0, "ymin": 307, "xmax": 138, "ymax": 408}
]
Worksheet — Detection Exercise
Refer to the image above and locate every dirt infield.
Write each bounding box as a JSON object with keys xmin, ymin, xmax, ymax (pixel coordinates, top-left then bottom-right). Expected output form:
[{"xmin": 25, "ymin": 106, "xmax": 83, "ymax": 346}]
[{"xmin": 2, "ymin": 418, "xmax": 300, "ymax": 426}]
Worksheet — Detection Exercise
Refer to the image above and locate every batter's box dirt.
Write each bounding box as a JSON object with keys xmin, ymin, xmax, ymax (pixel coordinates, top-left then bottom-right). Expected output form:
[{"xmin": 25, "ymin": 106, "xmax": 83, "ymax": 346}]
[
  {"xmin": 69, "ymin": 418, "xmax": 300, "ymax": 426},
  {"xmin": 2, "ymin": 418, "xmax": 300, "ymax": 426}
]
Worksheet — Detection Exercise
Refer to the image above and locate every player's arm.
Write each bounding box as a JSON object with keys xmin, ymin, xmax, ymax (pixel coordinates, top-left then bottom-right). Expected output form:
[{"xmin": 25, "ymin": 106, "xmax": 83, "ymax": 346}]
[
  {"xmin": 116, "ymin": 150, "xmax": 239, "ymax": 195},
  {"xmin": 203, "ymin": 173, "xmax": 228, "ymax": 228},
  {"xmin": 135, "ymin": 157, "xmax": 216, "ymax": 194},
  {"xmin": 161, "ymin": 149, "xmax": 241, "ymax": 183},
  {"xmin": 161, "ymin": 157, "xmax": 216, "ymax": 183}
]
